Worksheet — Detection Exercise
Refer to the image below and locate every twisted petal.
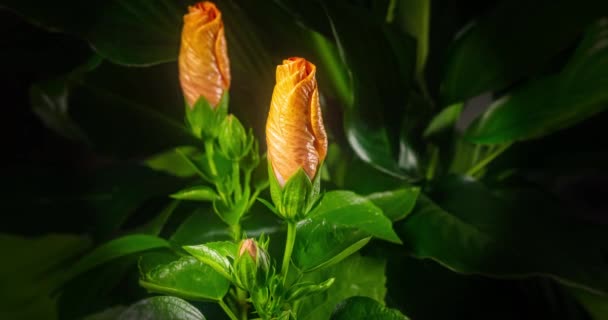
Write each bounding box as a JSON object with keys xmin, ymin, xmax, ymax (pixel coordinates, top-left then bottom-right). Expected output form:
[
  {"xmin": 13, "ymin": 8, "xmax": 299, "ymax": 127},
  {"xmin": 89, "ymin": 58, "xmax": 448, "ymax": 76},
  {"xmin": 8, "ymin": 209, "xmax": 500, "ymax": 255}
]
[
  {"xmin": 266, "ymin": 57, "xmax": 328, "ymax": 185},
  {"xmin": 179, "ymin": 2, "xmax": 231, "ymax": 107}
]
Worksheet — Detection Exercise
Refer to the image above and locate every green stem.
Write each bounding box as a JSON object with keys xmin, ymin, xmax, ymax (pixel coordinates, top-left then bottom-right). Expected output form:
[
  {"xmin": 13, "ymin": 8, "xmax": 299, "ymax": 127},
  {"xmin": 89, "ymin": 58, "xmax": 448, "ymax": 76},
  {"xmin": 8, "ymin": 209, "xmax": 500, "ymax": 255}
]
[
  {"xmin": 204, "ymin": 140, "xmax": 218, "ymax": 177},
  {"xmin": 232, "ymin": 161, "xmax": 242, "ymax": 201},
  {"xmin": 281, "ymin": 221, "xmax": 297, "ymax": 282},
  {"xmin": 219, "ymin": 299, "xmax": 239, "ymax": 320},
  {"xmin": 466, "ymin": 143, "xmax": 512, "ymax": 177}
]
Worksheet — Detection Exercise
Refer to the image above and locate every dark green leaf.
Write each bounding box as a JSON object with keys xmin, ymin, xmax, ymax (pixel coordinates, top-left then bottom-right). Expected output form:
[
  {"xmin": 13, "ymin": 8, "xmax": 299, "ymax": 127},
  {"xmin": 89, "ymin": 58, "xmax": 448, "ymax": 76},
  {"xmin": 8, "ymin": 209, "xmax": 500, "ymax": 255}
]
[
  {"xmin": 390, "ymin": 0, "xmax": 430, "ymax": 77},
  {"xmin": 423, "ymin": 103, "xmax": 463, "ymax": 137},
  {"xmin": 140, "ymin": 256, "xmax": 230, "ymax": 301},
  {"xmin": 61, "ymin": 234, "xmax": 170, "ymax": 286},
  {"xmin": 331, "ymin": 296, "xmax": 409, "ymax": 320},
  {"xmin": 323, "ymin": 3, "xmax": 418, "ymax": 179},
  {"xmin": 441, "ymin": 0, "xmax": 608, "ymax": 103},
  {"xmin": 82, "ymin": 306, "xmax": 127, "ymax": 320},
  {"xmin": 465, "ymin": 18, "xmax": 608, "ymax": 143},
  {"xmin": 308, "ymin": 191, "xmax": 402, "ymax": 243},
  {"xmin": 367, "ymin": 187, "xmax": 420, "ymax": 221},
  {"xmin": 298, "ymin": 254, "xmax": 387, "ymax": 320},
  {"xmin": 0, "ymin": 234, "xmax": 91, "ymax": 320},
  {"xmin": 396, "ymin": 176, "xmax": 608, "ymax": 294},
  {"xmin": 117, "ymin": 296, "xmax": 205, "ymax": 320}
]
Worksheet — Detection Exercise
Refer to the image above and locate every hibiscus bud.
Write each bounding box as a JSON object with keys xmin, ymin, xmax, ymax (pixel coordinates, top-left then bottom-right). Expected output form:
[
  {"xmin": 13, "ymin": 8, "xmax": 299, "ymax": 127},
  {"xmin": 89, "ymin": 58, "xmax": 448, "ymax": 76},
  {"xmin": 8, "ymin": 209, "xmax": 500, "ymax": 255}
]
[
  {"xmin": 266, "ymin": 57, "xmax": 328, "ymax": 187},
  {"xmin": 233, "ymin": 239, "xmax": 271, "ymax": 291},
  {"xmin": 179, "ymin": 1, "xmax": 231, "ymax": 108}
]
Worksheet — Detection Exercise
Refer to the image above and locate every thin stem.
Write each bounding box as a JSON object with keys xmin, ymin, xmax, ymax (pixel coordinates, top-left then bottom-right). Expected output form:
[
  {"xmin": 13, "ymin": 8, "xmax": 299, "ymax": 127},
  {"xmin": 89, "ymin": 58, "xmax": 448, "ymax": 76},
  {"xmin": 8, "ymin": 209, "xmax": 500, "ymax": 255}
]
[
  {"xmin": 232, "ymin": 161, "xmax": 242, "ymax": 201},
  {"xmin": 219, "ymin": 299, "xmax": 239, "ymax": 320},
  {"xmin": 281, "ymin": 221, "xmax": 297, "ymax": 282},
  {"xmin": 204, "ymin": 140, "xmax": 218, "ymax": 177},
  {"xmin": 466, "ymin": 143, "xmax": 512, "ymax": 177}
]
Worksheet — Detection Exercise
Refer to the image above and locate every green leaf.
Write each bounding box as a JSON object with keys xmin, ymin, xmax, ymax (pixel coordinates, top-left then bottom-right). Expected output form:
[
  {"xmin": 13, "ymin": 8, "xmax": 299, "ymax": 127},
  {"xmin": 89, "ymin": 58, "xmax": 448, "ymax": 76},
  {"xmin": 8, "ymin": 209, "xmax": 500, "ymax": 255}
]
[
  {"xmin": 465, "ymin": 18, "xmax": 608, "ymax": 143},
  {"xmin": 396, "ymin": 176, "xmax": 608, "ymax": 294},
  {"xmin": 171, "ymin": 186, "xmax": 219, "ymax": 202},
  {"xmin": 117, "ymin": 296, "xmax": 205, "ymax": 320},
  {"xmin": 423, "ymin": 103, "xmax": 463, "ymax": 137},
  {"xmin": 0, "ymin": 234, "xmax": 91, "ymax": 320},
  {"xmin": 298, "ymin": 254, "xmax": 387, "ymax": 320},
  {"xmin": 308, "ymin": 191, "xmax": 402, "ymax": 243},
  {"xmin": 61, "ymin": 234, "xmax": 170, "ymax": 286},
  {"xmin": 293, "ymin": 218, "xmax": 371, "ymax": 272},
  {"xmin": 82, "ymin": 306, "xmax": 127, "ymax": 320},
  {"xmin": 367, "ymin": 187, "xmax": 420, "ymax": 221},
  {"xmin": 390, "ymin": 0, "xmax": 430, "ymax": 78},
  {"xmin": 323, "ymin": 3, "xmax": 419, "ymax": 179},
  {"xmin": 441, "ymin": 0, "xmax": 608, "ymax": 103},
  {"xmin": 145, "ymin": 147, "xmax": 198, "ymax": 178},
  {"xmin": 331, "ymin": 296, "xmax": 409, "ymax": 320},
  {"xmin": 183, "ymin": 241, "xmax": 237, "ymax": 280},
  {"xmin": 140, "ymin": 256, "xmax": 230, "ymax": 301}
]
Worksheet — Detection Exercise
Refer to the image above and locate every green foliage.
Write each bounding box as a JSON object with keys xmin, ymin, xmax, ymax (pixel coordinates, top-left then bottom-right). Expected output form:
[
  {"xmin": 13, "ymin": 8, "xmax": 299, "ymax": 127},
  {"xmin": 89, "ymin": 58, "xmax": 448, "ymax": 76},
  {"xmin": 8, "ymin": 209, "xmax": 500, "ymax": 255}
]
[
  {"xmin": 118, "ymin": 296, "xmax": 205, "ymax": 320},
  {"xmin": 331, "ymin": 296, "xmax": 409, "ymax": 320}
]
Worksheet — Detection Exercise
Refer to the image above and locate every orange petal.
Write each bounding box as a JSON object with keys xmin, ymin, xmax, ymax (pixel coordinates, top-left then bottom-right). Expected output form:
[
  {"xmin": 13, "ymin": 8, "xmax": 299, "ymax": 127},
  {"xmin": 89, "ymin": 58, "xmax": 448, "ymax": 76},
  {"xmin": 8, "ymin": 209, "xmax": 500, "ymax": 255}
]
[
  {"xmin": 266, "ymin": 57, "xmax": 327, "ymax": 185},
  {"xmin": 179, "ymin": 1, "xmax": 230, "ymax": 107}
]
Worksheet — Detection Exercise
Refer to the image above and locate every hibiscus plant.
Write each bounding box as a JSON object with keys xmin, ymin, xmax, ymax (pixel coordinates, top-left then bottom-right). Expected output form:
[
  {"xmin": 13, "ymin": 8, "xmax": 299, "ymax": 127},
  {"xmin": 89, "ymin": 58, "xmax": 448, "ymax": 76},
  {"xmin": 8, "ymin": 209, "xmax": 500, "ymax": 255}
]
[{"xmin": 1, "ymin": 0, "xmax": 607, "ymax": 319}]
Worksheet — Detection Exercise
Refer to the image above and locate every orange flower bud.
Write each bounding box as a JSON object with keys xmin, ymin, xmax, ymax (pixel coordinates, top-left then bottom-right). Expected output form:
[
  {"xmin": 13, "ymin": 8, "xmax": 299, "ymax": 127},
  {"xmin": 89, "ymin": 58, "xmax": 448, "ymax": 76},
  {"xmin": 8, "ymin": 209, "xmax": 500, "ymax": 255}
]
[
  {"xmin": 266, "ymin": 57, "xmax": 328, "ymax": 186},
  {"xmin": 179, "ymin": 1, "xmax": 231, "ymax": 108}
]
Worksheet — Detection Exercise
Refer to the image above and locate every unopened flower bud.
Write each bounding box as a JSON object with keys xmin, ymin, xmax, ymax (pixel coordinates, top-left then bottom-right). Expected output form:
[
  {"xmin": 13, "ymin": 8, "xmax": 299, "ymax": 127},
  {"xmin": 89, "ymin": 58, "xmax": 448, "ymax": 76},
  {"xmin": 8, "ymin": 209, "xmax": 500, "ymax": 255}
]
[
  {"xmin": 266, "ymin": 57, "xmax": 328, "ymax": 187},
  {"xmin": 218, "ymin": 115, "xmax": 252, "ymax": 160},
  {"xmin": 179, "ymin": 1, "xmax": 230, "ymax": 108},
  {"xmin": 233, "ymin": 239, "xmax": 270, "ymax": 291}
]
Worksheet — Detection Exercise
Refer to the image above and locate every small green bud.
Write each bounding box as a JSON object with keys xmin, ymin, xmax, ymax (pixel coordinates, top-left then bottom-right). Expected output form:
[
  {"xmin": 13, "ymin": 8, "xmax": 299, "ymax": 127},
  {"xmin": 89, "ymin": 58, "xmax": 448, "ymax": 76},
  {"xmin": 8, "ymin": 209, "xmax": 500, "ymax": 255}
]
[
  {"xmin": 233, "ymin": 239, "xmax": 271, "ymax": 291},
  {"xmin": 218, "ymin": 115, "xmax": 252, "ymax": 160}
]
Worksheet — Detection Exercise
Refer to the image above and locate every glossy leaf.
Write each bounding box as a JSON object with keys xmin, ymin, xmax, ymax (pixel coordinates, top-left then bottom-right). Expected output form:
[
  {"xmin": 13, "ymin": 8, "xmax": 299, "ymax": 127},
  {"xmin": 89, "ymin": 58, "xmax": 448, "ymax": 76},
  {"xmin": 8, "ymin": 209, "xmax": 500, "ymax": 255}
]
[
  {"xmin": 293, "ymin": 218, "xmax": 371, "ymax": 272},
  {"xmin": 140, "ymin": 256, "xmax": 230, "ymax": 301},
  {"xmin": 308, "ymin": 191, "xmax": 402, "ymax": 243},
  {"xmin": 465, "ymin": 18, "xmax": 608, "ymax": 143},
  {"xmin": 396, "ymin": 176, "xmax": 608, "ymax": 294},
  {"xmin": 441, "ymin": 0, "xmax": 608, "ymax": 103},
  {"xmin": 366, "ymin": 187, "xmax": 420, "ymax": 221},
  {"xmin": 82, "ymin": 306, "xmax": 127, "ymax": 320},
  {"xmin": 117, "ymin": 296, "xmax": 205, "ymax": 320},
  {"xmin": 423, "ymin": 103, "xmax": 463, "ymax": 137},
  {"xmin": 61, "ymin": 234, "xmax": 170, "ymax": 286},
  {"xmin": 183, "ymin": 241, "xmax": 237, "ymax": 280},
  {"xmin": 298, "ymin": 254, "xmax": 387, "ymax": 320},
  {"xmin": 390, "ymin": 0, "xmax": 430, "ymax": 77},
  {"xmin": 331, "ymin": 296, "xmax": 409, "ymax": 320}
]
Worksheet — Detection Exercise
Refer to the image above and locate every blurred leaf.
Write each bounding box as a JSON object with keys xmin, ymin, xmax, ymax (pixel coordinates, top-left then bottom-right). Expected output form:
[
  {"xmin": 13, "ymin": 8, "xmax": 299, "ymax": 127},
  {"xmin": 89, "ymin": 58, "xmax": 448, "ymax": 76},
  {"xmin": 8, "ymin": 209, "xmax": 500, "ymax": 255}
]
[
  {"xmin": 465, "ymin": 19, "xmax": 608, "ymax": 144},
  {"xmin": 396, "ymin": 176, "xmax": 608, "ymax": 294},
  {"xmin": 61, "ymin": 234, "xmax": 170, "ymax": 287},
  {"xmin": 117, "ymin": 296, "xmax": 205, "ymax": 320},
  {"xmin": 323, "ymin": 2, "xmax": 419, "ymax": 179},
  {"xmin": 82, "ymin": 306, "xmax": 127, "ymax": 320},
  {"xmin": 171, "ymin": 186, "xmax": 218, "ymax": 202},
  {"xmin": 571, "ymin": 288, "xmax": 608, "ymax": 320},
  {"xmin": 331, "ymin": 296, "xmax": 409, "ymax": 320},
  {"xmin": 140, "ymin": 256, "xmax": 230, "ymax": 301},
  {"xmin": 299, "ymin": 253, "xmax": 387, "ymax": 320},
  {"xmin": 293, "ymin": 218, "xmax": 371, "ymax": 272},
  {"xmin": 423, "ymin": 103, "xmax": 463, "ymax": 137},
  {"xmin": 367, "ymin": 187, "xmax": 420, "ymax": 221},
  {"xmin": 308, "ymin": 191, "xmax": 401, "ymax": 243},
  {"xmin": 145, "ymin": 147, "xmax": 198, "ymax": 178},
  {"xmin": 441, "ymin": 0, "xmax": 608, "ymax": 103},
  {"xmin": 0, "ymin": 234, "xmax": 91, "ymax": 320},
  {"xmin": 391, "ymin": 0, "xmax": 430, "ymax": 78}
]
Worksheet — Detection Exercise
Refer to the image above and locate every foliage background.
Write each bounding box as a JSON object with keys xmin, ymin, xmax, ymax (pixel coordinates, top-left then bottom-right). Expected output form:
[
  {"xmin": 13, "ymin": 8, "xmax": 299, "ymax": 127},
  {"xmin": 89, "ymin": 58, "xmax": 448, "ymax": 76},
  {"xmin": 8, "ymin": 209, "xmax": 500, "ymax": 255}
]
[{"xmin": 1, "ymin": 0, "xmax": 607, "ymax": 319}]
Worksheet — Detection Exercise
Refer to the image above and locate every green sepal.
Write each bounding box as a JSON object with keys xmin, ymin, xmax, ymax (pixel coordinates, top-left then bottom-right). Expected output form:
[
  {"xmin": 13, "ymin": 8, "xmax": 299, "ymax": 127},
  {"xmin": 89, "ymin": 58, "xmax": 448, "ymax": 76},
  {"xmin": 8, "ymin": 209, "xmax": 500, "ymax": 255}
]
[
  {"xmin": 218, "ymin": 115, "xmax": 254, "ymax": 161},
  {"xmin": 185, "ymin": 93, "xmax": 228, "ymax": 139},
  {"xmin": 233, "ymin": 239, "xmax": 271, "ymax": 291},
  {"xmin": 213, "ymin": 193, "xmax": 249, "ymax": 226},
  {"xmin": 268, "ymin": 162, "xmax": 323, "ymax": 221},
  {"xmin": 285, "ymin": 278, "xmax": 335, "ymax": 302}
]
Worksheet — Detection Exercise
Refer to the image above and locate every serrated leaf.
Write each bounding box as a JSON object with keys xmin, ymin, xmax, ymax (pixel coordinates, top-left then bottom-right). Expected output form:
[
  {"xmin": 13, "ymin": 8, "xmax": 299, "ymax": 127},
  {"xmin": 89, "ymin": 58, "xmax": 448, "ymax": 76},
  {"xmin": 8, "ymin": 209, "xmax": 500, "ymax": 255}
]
[
  {"xmin": 117, "ymin": 296, "xmax": 205, "ymax": 320},
  {"xmin": 183, "ymin": 241, "xmax": 237, "ymax": 280}
]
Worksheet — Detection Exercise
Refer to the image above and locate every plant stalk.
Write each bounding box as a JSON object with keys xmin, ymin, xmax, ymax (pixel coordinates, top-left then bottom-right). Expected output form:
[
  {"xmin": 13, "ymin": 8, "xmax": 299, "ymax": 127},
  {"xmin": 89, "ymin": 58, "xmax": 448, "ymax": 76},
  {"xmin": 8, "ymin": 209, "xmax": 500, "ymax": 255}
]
[
  {"xmin": 466, "ymin": 143, "xmax": 512, "ymax": 177},
  {"xmin": 204, "ymin": 140, "xmax": 218, "ymax": 177},
  {"xmin": 281, "ymin": 221, "xmax": 297, "ymax": 282},
  {"xmin": 219, "ymin": 299, "xmax": 239, "ymax": 320}
]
